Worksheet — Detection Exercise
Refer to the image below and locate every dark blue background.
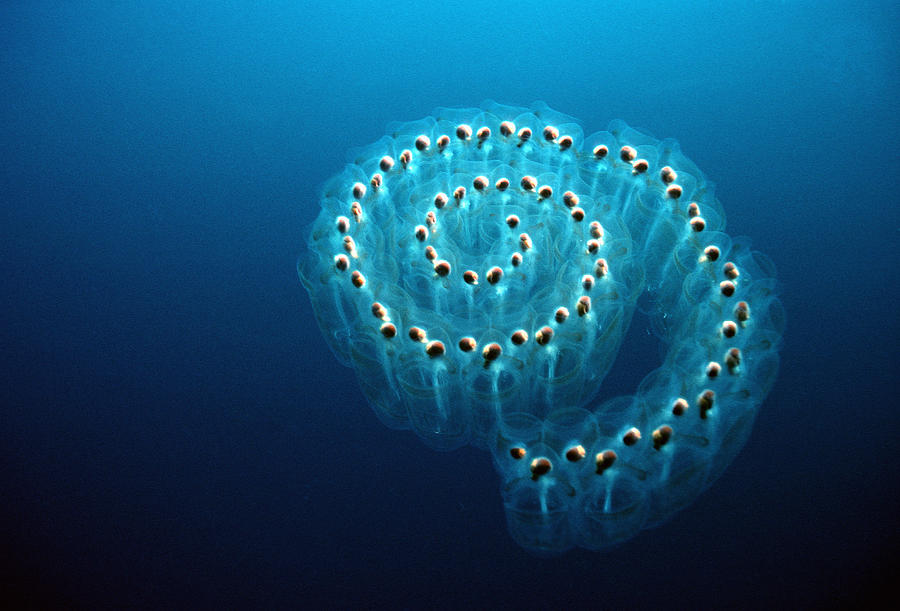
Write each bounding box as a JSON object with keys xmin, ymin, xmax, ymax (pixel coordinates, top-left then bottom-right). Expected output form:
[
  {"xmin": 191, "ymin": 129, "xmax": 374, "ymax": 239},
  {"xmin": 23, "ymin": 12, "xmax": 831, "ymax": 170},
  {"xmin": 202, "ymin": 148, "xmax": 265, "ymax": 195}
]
[{"xmin": 2, "ymin": 1, "xmax": 897, "ymax": 608}]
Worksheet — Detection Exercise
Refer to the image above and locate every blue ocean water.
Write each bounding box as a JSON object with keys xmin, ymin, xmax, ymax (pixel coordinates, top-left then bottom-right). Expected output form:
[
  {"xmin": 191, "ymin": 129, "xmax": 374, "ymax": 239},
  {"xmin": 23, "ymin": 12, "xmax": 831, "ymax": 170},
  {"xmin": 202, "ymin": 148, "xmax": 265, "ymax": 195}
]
[{"xmin": 1, "ymin": 1, "xmax": 897, "ymax": 608}]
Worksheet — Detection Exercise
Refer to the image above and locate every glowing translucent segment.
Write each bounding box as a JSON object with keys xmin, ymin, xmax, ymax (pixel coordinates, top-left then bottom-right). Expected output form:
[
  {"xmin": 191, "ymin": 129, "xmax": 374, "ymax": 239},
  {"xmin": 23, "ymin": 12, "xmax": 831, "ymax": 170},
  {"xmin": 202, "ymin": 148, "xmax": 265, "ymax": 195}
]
[{"xmin": 299, "ymin": 101, "xmax": 784, "ymax": 554}]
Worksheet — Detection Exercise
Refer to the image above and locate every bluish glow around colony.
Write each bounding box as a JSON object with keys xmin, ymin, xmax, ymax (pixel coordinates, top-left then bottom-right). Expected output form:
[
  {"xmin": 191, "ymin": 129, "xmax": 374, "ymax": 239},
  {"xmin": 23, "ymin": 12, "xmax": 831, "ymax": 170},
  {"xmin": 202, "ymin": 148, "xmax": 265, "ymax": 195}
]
[{"xmin": 299, "ymin": 101, "xmax": 784, "ymax": 554}]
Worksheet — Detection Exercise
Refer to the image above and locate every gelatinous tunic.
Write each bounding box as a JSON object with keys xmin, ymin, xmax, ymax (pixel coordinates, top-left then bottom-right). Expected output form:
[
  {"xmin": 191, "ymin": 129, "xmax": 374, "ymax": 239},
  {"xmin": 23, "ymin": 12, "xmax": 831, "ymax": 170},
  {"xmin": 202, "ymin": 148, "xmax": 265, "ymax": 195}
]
[{"xmin": 299, "ymin": 101, "xmax": 784, "ymax": 554}]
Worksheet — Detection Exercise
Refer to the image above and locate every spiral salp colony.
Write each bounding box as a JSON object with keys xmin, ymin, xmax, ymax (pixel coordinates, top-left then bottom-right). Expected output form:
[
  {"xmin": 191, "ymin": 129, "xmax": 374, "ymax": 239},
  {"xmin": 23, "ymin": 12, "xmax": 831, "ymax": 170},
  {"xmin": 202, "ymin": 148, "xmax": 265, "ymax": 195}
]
[{"xmin": 299, "ymin": 101, "xmax": 784, "ymax": 554}]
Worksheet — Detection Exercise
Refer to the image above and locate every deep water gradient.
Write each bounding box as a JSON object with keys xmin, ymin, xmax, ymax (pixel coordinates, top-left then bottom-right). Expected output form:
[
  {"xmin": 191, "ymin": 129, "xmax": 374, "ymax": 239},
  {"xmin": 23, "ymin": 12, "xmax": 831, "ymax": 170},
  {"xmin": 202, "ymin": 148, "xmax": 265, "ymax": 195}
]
[{"xmin": 1, "ymin": 1, "xmax": 897, "ymax": 607}]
